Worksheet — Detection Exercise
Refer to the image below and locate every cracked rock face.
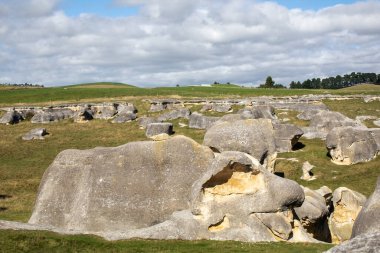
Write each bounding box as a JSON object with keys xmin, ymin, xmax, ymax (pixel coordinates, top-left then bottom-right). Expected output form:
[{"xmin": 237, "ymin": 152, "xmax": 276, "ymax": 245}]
[
  {"xmin": 29, "ymin": 135, "xmax": 215, "ymax": 233},
  {"xmin": 326, "ymin": 127, "xmax": 378, "ymax": 165},
  {"xmin": 190, "ymin": 151, "xmax": 307, "ymax": 242},
  {"xmin": 328, "ymin": 187, "xmax": 367, "ymax": 243},
  {"xmin": 325, "ymin": 231, "xmax": 380, "ymax": 253},
  {"xmin": 189, "ymin": 112, "xmax": 220, "ymax": 130}
]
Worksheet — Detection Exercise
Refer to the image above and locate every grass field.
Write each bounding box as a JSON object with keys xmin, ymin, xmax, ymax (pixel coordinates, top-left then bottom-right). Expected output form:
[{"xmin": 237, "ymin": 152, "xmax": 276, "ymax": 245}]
[
  {"xmin": 1, "ymin": 84, "xmax": 379, "ymax": 252},
  {"xmin": 1, "ymin": 82, "xmax": 379, "ymax": 107}
]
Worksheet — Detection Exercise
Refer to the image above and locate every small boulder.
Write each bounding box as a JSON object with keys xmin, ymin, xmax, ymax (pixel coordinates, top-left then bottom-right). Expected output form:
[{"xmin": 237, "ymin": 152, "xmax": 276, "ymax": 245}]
[
  {"xmin": 111, "ymin": 113, "xmax": 137, "ymax": 123},
  {"xmin": 138, "ymin": 117, "xmax": 160, "ymax": 129},
  {"xmin": 146, "ymin": 123, "xmax": 173, "ymax": 138},
  {"xmin": 22, "ymin": 128, "xmax": 48, "ymax": 141},
  {"xmin": 157, "ymin": 108, "xmax": 191, "ymax": 121},
  {"xmin": 300, "ymin": 161, "xmax": 316, "ymax": 181}
]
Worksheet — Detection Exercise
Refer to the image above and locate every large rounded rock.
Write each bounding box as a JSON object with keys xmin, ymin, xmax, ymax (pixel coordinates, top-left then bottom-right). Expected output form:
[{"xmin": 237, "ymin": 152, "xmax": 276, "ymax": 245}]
[
  {"xmin": 351, "ymin": 177, "xmax": 380, "ymax": 237},
  {"xmin": 29, "ymin": 136, "xmax": 215, "ymax": 233},
  {"xmin": 188, "ymin": 112, "xmax": 220, "ymax": 130},
  {"xmin": 325, "ymin": 231, "xmax": 380, "ymax": 253},
  {"xmin": 326, "ymin": 127, "xmax": 378, "ymax": 165}
]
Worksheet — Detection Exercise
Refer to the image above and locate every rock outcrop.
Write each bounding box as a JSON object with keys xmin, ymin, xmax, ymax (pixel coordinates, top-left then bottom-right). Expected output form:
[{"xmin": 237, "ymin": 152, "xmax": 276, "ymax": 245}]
[
  {"xmin": 31, "ymin": 109, "xmax": 74, "ymax": 124},
  {"xmin": 29, "ymin": 136, "xmax": 215, "ymax": 233},
  {"xmin": 300, "ymin": 161, "xmax": 316, "ymax": 181},
  {"xmin": 324, "ymin": 231, "xmax": 380, "ymax": 253},
  {"xmin": 0, "ymin": 110, "xmax": 23, "ymax": 124},
  {"xmin": 157, "ymin": 108, "xmax": 191, "ymax": 122},
  {"xmin": 326, "ymin": 127, "xmax": 378, "ymax": 165},
  {"xmin": 328, "ymin": 187, "xmax": 367, "ymax": 243},
  {"xmin": 188, "ymin": 112, "xmax": 220, "ymax": 130},
  {"xmin": 238, "ymin": 105, "xmax": 277, "ymax": 120},
  {"xmin": 302, "ymin": 111, "xmax": 364, "ymax": 139}
]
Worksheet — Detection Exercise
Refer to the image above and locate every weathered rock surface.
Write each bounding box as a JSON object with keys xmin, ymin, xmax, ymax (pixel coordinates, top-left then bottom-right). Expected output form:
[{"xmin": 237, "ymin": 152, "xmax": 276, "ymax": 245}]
[
  {"xmin": 22, "ymin": 128, "xmax": 48, "ymax": 141},
  {"xmin": 31, "ymin": 109, "xmax": 74, "ymax": 123},
  {"xmin": 351, "ymin": 177, "xmax": 380, "ymax": 238},
  {"xmin": 203, "ymin": 119, "xmax": 303, "ymax": 164},
  {"xmin": 201, "ymin": 104, "xmax": 232, "ymax": 113},
  {"xmin": 238, "ymin": 105, "xmax": 277, "ymax": 120},
  {"xmin": 92, "ymin": 104, "xmax": 117, "ymax": 119},
  {"xmin": 29, "ymin": 135, "xmax": 215, "ymax": 233},
  {"xmin": 188, "ymin": 112, "xmax": 220, "ymax": 129},
  {"xmin": 145, "ymin": 123, "xmax": 174, "ymax": 138},
  {"xmin": 149, "ymin": 100, "xmax": 182, "ymax": 112},
  {"xmin": 324, "ymin": 231, "xmax": 380, "ymax": 253},
  {"xmin": 138, "ymin": 117, "xmax": 160, "ymax": 129},
  {"xmin": 111, "ymin": 113, "xmax": 137, "ymax": 123},
  {"xmin": 302, "ymin": 111, "xmax": 364, "ymax": 139},
  {"xmin": 329, "ymin": 187, "xmax": 367, "ymax": 243},
  {"xmin": 157, "ymin": 108, "xmax": 191, "ymax": 122},
  {"xmin": 190, "ymin": 151, "xmax": 309, "ymax": 242},
  {"xmin": 326, "ymin": 127, "xmax": 378, "ymax": 165},
  {"xmin": 0, "ymin": 110, "xmax": 23, "ymax": 124},
  {"xmin": 297, "ymin": 109, "xmax": 324, "ymax": 121},
  {"xmin": 294, "ymin": 187, "xmax": 330, "ymax": 241},
  {"xmin": 73, "ymin": 106, "xmax": 93, "ymax": 123}
]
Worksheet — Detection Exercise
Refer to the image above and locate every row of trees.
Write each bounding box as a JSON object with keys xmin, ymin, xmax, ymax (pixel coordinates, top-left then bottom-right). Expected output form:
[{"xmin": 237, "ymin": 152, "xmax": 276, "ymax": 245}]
[
  {"xmin": 289, "ymin": 72, "xmax": 380, "ymax": 89},
  {"xmin": 0, "ymin": 83, "xmax": 44, "ymax": 88}
]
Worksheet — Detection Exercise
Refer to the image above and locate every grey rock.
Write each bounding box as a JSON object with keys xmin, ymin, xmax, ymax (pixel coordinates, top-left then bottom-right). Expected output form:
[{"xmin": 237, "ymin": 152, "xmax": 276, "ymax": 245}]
[
  {"xmin": 201, "ymin": 104, "xmax": 232, "ymax": 113},
  {"xmin": 188, "ymin": 112, "xmax": 220, "ymax": 129},
  {"xmin": 29, "ymin": 135, "xmax": 215, "ymax": 233},
  {"xmin": 273, "ymin": 123, "xmax": 304, "ymax": 152},
  {"xmin": 117, "ymin": 103, "xmax": 137, "ymax": 114},
  {"xmin": 351, "ymin": 177, "xmax": 380, "ymax": 238},
  {"xmin": 324, "ymin": 231, "xmax": 380, "ymax": 253},
  {"xmin": 22, "ymin": 128, "xmax": 48, "ymax": 141},
  {"xmin": 138, "ymin": 117, "xmax": 160, "ymax": 129},
  {"xmin": 238, "ymin": 105, "xmax": 277, "ymax": 120},
  {"xmin": 111, "ymin": 113, "xmax": 137, "ymax": 123},
  {"xmin": 157, "ymin": 108, "xmax": 191, "ymax": 121},
  {"xmin": 145, "ymin": 123, "xmax": 174, "ymax": 137},
  {"xmin": 203, "ymin": 119, "xmax": 303, "ymax": 163},
  {"xmin": 92, "ymin": 104, "xmax": 117, "ymax": 119},
  {"xmin": 294, "ymin": 187, "xmax": 330, "ymax": 242},
  {"xmin": 255, "ymin": 212, "xmax": 293, "ymax": 240},
  {"xmin": 0, "ymin": 110, "xmax": 23, "ymax": 124},
  {"xmin": 374, "ymin": 119, "xmax": 380, "ymax": 127},
  {"xmin": 73, "ymin": 107, "xmax": 94, "ymax": 123},
  {"xmin": 297, "ymin": 109, "xmax": 324, "ymax": 121},
  {"xmin": 31, "ymin": 109, "xmax": 74, "ymax": 123},
  {"xmin": 303, "ymin": 111, "xmax": 364, "ymax": 139},
  {"xmin": 326, "ymin": 127, "xmax": 378, "ymax": 165}
]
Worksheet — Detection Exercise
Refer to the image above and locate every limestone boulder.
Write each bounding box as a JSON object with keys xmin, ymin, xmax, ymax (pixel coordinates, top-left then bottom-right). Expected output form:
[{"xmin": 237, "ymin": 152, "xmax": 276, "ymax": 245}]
[
  {"xmin": 22, "ymin": 128, "xmax": 48, "ymax": 141},
  {"xmin": 73, "ymin": 107, "xmax": 94, "ymax": 123},
  {"xmin": 190, "ymin": 151, "xmax": 307, "ymax": 242},
  {"xmin": 351, "ymin": 177, "xmax": 380, "ymax": 238},
  {"xmin": 201, "ymin": 104, "xmax": 232, "ymax": 113},
  {"xmin": 92, "ymin": 104, "xmax": 117, "ymax": 119},
  {"xmin": 111, "ymin": 113, "xmax": 137, "ymax": 123},
  {"xmin": 157, "ymin": 108, "xmax": 191, "ymax": 122},
  {"xmin": 117, "ymin": 103, "xmax": 137, "ymax": 114},
  {"xmin": 297, "ymin": 109, "xmax": 324, "ymax": 121},
  {"xmin": 238, "ymin": 105, "xmax": 277, "ymax": 120},
  {"xmin": 303, "ymin": 111, "xmax": 364, "ymax": 139},
  {"xmin": 145, "ymin": 123, "xmax": 174, "ymax": 138},
  {"xmin": 29, "ymin": 135, "xmax": 215, "ymax": 233},
  {"xmin": 138, "ymin": 117, "xmax": 160, "ymax": 129},
  {"xmin": 0, "ymin": 110, "xmax": 23, "ymax": 124},
  {"xmin": 31, "ymin": 109, "xmax": 74, "ymax": 123},
  {"xmin": 203, "ymin": 119, "xmax": 303, "ymax": 164},
  {"xmin": 188, "ymin": 112, "xmax": 220, "ymax": 130},
  {"xmin": 294, "ymin": 187, "xmax": 330, "ymax": 241},
  {"xmin": 328, "ymin": 187, "xmax": 367, "ymax": 243},
  {"xmin": 326, "ymin": 127, "xmax": 378, "ymax": 165}
]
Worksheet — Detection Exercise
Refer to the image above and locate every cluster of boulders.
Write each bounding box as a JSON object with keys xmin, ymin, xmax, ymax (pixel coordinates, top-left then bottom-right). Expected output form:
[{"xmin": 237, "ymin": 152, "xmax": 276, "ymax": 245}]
[{"xmin": 0, "ymin": 103, "xmax": 138, "ymax": 124}]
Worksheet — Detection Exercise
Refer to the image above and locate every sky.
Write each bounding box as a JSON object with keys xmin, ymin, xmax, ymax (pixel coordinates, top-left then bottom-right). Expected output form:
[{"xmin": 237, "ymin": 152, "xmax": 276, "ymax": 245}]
[{"xmin": 0, "ymin": 0, "xmax": 379, "ymax": 87}]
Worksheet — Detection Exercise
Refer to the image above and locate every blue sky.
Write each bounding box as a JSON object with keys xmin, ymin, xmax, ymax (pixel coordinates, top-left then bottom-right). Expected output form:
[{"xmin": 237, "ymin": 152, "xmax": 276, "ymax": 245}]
[{"xmin": 60, "ymin": 0, "xmax": 363, "ymax": 17}]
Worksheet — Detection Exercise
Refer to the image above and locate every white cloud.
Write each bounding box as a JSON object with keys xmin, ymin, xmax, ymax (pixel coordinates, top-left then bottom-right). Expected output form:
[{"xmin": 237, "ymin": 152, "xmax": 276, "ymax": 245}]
[{"xmin": 0, "ymin": 0, "xmax": 379, "ymax": 86}]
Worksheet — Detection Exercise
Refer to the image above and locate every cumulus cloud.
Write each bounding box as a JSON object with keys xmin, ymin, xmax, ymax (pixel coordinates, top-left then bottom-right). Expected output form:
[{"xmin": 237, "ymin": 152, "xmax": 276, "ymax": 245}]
[{"xmin": 0, "ymin": 0, "xmax": 379, "ymax": 86}]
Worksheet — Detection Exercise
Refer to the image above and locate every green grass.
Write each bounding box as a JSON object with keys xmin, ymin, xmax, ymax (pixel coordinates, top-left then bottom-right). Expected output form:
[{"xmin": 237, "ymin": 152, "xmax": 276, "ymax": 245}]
[
  {"xmin": 0, "ymin": 230, "xmax": 332, "ymax": 253},
  {"xmin": 1, "ymin": 83, "xmax": 379, "ymax": 107}
]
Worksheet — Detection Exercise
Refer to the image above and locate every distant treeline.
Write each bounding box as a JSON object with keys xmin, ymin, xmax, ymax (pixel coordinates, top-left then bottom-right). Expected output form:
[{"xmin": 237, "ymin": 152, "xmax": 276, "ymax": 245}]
[
  {"xmin": 289, "ymin": 72, "xmax": 380, "ymax": 89},
  {"xmin": 0, "ymin": 82, "xmax": 44, "ymax": 88}
]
